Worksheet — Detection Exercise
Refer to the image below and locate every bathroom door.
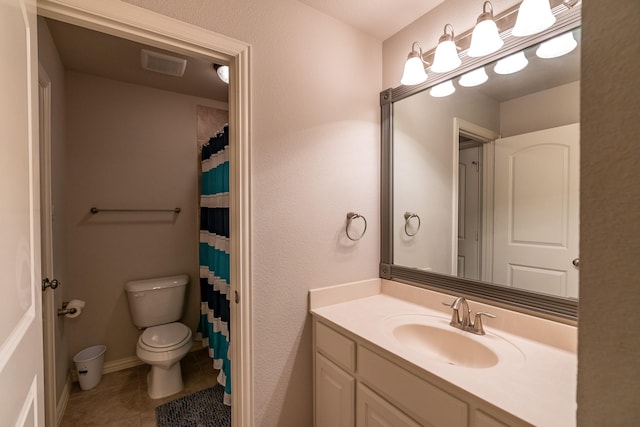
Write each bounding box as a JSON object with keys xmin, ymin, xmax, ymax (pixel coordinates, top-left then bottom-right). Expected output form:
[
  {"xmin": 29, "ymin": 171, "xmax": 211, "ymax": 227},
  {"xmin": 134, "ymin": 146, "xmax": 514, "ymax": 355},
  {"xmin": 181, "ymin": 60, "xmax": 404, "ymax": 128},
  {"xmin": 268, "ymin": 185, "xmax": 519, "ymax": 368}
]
[
  {"xmin": 0, "ymin": 0, "xmax": 46, "ymax": 424},
  {"xmin": 492, "ymin": 123, "xmax": 579, "ymax": 298}
]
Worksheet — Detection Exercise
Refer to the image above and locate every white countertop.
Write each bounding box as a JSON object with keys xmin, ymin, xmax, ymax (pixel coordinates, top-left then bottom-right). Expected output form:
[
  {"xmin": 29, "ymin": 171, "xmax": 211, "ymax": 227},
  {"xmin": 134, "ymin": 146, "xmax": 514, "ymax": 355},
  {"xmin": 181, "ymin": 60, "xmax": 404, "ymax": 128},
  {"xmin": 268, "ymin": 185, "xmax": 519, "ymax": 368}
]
[{"xmin": 310, "ymin": 279, "xmax": 577, "ymax": 427}]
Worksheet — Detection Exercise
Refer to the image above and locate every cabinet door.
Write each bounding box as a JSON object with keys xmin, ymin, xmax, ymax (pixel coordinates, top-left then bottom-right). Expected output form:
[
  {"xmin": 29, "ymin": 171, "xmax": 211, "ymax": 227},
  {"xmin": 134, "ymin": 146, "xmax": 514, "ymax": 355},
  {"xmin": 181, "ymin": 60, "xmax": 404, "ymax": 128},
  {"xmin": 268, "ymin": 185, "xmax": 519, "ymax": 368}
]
[
  {"xmin": 357, "ymin": 384, "xmax": 421, "ymax": 427},
  {"xmin": 316, "ymin": 353, "xmax": 355, "ymax": 427}
]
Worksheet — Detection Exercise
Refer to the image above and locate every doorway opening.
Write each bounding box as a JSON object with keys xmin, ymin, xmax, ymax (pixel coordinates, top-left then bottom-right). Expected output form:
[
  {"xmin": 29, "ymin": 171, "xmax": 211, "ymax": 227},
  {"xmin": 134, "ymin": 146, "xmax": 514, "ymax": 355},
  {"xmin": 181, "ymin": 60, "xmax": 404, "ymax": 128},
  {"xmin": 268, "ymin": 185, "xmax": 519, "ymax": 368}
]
[
  {"xmin": 452, "ymin": 118, "xmax": 498, "ymax": 282},
  {"xmin": 457, "ymin": 135, "xmax": 483, "ymax": 281},
  {"xmin": 36, "ymin": 1, "xmax": 252, "ymax": 425}
]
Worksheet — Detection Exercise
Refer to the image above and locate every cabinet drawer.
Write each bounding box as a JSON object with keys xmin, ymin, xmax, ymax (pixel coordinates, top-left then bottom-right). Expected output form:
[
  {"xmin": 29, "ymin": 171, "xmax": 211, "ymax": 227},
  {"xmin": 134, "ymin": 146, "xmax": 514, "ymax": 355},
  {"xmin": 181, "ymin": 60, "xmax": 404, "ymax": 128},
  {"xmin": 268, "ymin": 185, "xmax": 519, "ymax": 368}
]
[
  {"xmin": 358, "ymin": 346, "xmax": 468, "ymax": 427},
  {"xmin": 474, "ymin": 410, "xmax": 510, "ymax": 427},
  {"xmin": 316, "ymin": 321, "xmax": 356, "ymax": 372},
  {"xmin": 357, "ymin": 383, "xmax": 421, "ymax": 427}
]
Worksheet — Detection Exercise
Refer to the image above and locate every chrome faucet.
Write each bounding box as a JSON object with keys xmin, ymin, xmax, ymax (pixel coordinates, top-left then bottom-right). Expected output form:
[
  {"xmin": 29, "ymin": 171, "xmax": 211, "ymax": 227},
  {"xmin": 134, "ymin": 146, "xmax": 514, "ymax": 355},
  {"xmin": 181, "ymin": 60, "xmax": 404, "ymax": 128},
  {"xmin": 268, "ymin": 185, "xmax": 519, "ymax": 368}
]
[
  {"xmin": 450, "ymin": 296, "xmax": 471, "ymax": 328},
  {"xmin": 442, "ymin": 296, "xmax": 495, "ymax": 335}
]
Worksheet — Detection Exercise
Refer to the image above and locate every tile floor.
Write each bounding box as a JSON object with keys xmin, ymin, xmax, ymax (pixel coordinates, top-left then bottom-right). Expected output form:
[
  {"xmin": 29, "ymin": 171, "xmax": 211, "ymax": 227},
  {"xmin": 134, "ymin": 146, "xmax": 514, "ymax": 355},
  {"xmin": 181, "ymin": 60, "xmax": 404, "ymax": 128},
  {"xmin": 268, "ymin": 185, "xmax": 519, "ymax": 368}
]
[{"xmin": 60, "ymin": 348, "xmax": 219, "ymax": 426}]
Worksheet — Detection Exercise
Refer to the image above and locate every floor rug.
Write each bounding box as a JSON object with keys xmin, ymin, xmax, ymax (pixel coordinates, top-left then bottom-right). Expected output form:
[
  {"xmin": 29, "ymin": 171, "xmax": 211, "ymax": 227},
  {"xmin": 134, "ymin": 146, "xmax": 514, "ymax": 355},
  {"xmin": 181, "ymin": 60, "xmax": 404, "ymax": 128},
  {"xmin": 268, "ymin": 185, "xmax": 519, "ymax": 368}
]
[{"xmin": 155, "ymin": 384, "xmax": 231, "ymax": 427}]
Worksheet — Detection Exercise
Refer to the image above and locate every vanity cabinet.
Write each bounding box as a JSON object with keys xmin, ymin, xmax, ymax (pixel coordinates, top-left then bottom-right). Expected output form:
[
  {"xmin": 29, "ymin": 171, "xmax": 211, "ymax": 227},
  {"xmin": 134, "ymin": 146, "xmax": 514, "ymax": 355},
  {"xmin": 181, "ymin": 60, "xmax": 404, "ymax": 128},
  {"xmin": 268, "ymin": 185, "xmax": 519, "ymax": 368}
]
[{"xmin": 313, "ymin": 318, "xmax": 531, "ymax": 427}]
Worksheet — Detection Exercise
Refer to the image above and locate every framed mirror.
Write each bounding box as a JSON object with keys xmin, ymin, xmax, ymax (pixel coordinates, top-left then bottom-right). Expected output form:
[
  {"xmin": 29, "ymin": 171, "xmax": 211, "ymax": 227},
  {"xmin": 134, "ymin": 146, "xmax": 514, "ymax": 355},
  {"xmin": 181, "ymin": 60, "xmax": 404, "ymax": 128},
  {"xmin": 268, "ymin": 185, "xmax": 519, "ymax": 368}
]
[{"xmin": 380, "ymin": 4, "xmax": 580, "ymax": 320}]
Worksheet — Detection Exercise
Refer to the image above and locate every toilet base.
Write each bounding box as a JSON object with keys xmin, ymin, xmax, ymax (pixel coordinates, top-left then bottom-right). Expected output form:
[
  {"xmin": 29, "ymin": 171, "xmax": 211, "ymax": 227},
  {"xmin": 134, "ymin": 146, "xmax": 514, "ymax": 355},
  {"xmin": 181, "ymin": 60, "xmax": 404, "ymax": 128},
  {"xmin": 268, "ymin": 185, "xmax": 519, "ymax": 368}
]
[{"xmin": 146, "ymin": 361, "xmax": 184, "ymax": 399}]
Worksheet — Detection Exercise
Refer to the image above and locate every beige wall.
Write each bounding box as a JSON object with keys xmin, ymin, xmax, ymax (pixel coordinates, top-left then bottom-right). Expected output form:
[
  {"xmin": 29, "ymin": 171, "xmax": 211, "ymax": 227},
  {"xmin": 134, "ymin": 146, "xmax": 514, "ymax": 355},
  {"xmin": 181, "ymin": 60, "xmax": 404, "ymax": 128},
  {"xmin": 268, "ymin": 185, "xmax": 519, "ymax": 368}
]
[
  {"xmin": 64, "ymin": 71, "xmax": 227, "ymax": 364},
  {"xmin": 119, "ymin": 1, "xmax": 383, "ymax": 425},
  {"xmin": 37, "ymin": 17, "xmax": 70, "ymax": 404},
  {"xmin": 578, "ymin": 0, "xmax": 640, "ymax": 424},
  {"xmin": 499, "ymin": 81, "xmax": 580, "ymax": 137}
]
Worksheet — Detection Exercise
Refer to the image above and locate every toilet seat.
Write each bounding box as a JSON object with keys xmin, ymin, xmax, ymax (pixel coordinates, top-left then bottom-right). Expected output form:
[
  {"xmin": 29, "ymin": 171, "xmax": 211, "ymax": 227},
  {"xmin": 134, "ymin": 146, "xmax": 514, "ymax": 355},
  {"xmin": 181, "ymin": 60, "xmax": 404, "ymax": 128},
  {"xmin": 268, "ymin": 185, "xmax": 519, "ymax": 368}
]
[{"xmin": 139, "ymin": 322, "xmax": 191, "ymax": 353}]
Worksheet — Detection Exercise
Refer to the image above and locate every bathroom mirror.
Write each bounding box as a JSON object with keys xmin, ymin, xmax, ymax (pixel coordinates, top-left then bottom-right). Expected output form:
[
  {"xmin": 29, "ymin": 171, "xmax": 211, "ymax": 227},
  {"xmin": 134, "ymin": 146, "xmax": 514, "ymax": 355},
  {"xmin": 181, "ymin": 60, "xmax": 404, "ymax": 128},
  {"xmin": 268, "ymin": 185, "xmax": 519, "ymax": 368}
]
[{"xmin": 380, "ymin": 6, "xmax": 580, "ymax": 320}]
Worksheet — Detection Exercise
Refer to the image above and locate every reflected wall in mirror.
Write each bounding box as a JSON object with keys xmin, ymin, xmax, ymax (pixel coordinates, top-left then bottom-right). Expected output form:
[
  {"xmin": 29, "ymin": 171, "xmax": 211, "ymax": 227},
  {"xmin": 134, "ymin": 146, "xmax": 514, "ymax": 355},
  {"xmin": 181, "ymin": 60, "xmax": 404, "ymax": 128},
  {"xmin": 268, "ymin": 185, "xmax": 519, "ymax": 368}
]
[
  {"xmin": 383, "ymin": 8, "xmax": 581, "ymax": 318},
  {"xmin": 393, "ymin": 28, "xmax": 580, "ymax": 299}
]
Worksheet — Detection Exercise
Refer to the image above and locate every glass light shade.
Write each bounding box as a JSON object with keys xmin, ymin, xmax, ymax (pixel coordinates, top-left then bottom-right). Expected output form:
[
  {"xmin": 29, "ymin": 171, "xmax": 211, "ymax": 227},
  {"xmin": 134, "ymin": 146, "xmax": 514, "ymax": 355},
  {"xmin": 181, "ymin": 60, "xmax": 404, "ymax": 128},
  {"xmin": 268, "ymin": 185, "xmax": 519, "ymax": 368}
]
[
  {"xmin": 536, "ymin": 32, "xmax": 578, "ymax": 58},
  {"xmin": 512, "ymin": 0, "xmax": 556, "ymax": 37},
  {"xmin": 468, "ymin": 19, "xmax": 503, "ymax": 57},
  {"xmin": 459, "ymin": 67, "xmax": 489, "ymax": 87},
  {"xmin": 400, "ymin": 53, "xmax": 428, "ymax": 86},
  {"xmin": 216, "ymin": 65, "xmax": 229, "ymax": 84},
  {"xmin": 494, "ymin": 51, "xmax": 528, "ymax": 74},
  {"xmin": 430, "ymin": 80, "xmax": 456, "ymax": 97},
  {"xmin": 431, "ymin": 40, "xmax": 461, "ymax": 73}
]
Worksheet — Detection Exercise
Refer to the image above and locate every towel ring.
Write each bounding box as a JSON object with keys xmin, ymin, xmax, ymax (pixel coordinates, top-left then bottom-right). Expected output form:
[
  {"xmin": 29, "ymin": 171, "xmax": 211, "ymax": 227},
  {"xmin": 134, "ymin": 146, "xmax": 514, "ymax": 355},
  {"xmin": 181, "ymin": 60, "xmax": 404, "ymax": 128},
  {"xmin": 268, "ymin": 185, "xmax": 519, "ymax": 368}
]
[
  {"xmin": 346, "ymin": 212, "xmax": 367, "ymax": 241},
  {"xmin": 404, "ymin": 212, "xmax": 421, "ymax": 236}
]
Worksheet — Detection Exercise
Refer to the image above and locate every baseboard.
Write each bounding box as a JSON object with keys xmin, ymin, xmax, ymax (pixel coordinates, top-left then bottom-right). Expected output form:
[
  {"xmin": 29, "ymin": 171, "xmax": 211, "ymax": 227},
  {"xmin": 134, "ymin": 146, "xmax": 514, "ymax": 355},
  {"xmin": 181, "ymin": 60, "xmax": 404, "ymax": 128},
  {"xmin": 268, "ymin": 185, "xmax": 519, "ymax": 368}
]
[
  {"xmin": 189, "ymin": 341, "xmax": 206, "ymax": 353},
  {"xmin": 56, "ymin": 374, "xmax": 71, "ymax": 426},
  {"xmin": 103, "ymin": 356, "xmax": 145, "ymax": 375},
  {"xmin": 70, "ymin": 342, "xmax": 205, "ymax": 382}
]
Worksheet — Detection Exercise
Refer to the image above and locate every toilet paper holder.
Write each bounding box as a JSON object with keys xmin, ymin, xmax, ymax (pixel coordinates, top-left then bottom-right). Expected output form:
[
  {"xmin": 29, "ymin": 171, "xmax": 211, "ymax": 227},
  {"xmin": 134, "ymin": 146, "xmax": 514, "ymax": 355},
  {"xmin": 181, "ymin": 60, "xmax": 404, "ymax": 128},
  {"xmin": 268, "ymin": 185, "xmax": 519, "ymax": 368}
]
[
  {"xmin": 58, "ymin": 299, "xmax": 86, "ymax": 318},
  {"xmin": 57, "ymin": 301, "xmax": 77, "ymax": 317}
]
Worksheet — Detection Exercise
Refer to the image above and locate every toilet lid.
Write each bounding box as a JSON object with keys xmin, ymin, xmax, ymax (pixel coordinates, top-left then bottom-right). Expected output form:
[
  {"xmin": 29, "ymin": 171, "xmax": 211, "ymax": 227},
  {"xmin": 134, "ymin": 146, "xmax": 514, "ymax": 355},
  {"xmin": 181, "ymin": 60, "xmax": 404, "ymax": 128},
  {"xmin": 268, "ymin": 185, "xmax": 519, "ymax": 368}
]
[{"xmin": 141, "ymin": 323, "xmax": 190, "ymax": 348}]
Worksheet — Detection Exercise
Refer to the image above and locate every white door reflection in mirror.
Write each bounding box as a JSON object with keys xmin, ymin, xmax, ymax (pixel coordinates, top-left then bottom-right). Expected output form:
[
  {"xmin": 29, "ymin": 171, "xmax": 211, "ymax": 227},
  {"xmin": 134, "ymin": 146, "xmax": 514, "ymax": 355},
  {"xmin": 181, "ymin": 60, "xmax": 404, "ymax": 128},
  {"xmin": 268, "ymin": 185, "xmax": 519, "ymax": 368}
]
[
  {"xmin": 458, "ymin": 144, "xmax": 482, "ymax": 280},
  {"xmin": 492, "ymin": 123, "xmax": 579, "ymax": 298}
]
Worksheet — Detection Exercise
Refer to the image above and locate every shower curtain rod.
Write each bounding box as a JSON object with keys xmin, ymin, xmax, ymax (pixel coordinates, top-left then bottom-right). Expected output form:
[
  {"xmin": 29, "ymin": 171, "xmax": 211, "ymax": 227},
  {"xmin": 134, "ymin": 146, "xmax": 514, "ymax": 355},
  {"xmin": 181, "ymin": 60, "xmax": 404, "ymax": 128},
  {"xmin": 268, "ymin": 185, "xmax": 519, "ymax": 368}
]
[{"xmin": 90, "ymin": 207, "xmax": 181, "ymax": 214}]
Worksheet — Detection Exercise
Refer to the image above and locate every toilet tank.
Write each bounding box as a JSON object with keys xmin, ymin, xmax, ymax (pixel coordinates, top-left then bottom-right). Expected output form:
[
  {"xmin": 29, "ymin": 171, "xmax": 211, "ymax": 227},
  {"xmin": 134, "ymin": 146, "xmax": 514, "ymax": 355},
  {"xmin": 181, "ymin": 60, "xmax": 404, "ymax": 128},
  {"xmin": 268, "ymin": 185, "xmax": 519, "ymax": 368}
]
[{"xmin": 125, "ymin": 274, "xmax": 189, "ymax": 328}]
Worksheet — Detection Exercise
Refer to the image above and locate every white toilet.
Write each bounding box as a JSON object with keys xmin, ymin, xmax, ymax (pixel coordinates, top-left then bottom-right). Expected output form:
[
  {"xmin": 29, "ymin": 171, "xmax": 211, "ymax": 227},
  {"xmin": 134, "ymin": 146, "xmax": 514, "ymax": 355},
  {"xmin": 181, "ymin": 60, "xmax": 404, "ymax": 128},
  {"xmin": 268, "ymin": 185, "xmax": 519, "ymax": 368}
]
[{"xmin": 125, "ymin": 274, "xmax": 193, "ymax": 399}]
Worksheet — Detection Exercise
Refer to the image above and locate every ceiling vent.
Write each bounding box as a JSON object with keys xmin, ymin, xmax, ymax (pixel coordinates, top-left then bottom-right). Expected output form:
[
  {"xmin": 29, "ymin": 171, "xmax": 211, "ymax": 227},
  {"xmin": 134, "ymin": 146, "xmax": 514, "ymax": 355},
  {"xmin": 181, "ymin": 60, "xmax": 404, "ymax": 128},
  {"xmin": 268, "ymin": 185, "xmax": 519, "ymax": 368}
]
[{"xmin": 141, "ymin": 49, "xmax": 187, "ymax": 77}]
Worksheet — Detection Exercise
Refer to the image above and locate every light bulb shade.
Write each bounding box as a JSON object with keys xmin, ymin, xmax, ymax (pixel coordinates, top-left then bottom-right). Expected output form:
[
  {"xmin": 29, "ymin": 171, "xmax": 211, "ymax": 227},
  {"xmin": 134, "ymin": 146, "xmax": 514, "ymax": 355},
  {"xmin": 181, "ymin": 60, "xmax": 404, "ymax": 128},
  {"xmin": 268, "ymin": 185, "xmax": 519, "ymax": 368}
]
[
  {"xmin": 216, "ymin": 65, "xmax": 229, "ymax": 83},
  {"xmin": 431, "ymin": 25, "xmax": 460, "ymax": 73},
  {"xmin": 512, "ymin": 0, "xmax": 556, "ymax": 37},
  {"xmin": 536, "ymin": 32, "xmax": 577, "ymax": 58},
  {"xmin": 432, "ymin": 40, "xmax": 461, "ymax": 73},
  {"xmin": 468, "ymin": 19, "xmax": 503, "ymax": 57},
  {"xmin": 494, "ymin": 51, "xmax": 529, "ymax": 74},
  {"xmin": 459, "ymin": 67, "xmax": 489, "ymax": 87},
  {"xmin": 430, "ymin": 80, "xmax": 456, "ymax": 97},
  {"xmin": 401, "ymin": 52, "xmax": 428, "ymax": 86}
]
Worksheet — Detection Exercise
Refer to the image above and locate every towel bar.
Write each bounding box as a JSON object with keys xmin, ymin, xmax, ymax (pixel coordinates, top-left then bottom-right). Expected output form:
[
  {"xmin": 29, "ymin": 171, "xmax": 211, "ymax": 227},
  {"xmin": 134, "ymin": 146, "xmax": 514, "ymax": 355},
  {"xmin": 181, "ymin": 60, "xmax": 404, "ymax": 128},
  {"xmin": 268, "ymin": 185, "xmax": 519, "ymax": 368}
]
[{"xmin": 90, "ymin": 207, "xmax": 181, "ymax": 214}]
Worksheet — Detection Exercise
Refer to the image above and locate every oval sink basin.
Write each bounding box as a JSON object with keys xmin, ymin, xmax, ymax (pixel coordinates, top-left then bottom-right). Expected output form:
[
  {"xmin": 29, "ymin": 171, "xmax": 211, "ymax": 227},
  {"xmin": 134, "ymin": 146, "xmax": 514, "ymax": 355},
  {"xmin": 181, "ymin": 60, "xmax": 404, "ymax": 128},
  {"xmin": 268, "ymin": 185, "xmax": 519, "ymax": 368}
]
[
  {"xmin": 385, "ymin": 315, "xmax": 524, "ymax": 369},
  {"xmin": 393, "ymin": 323, "xmax": 498, "ymax": 368}
]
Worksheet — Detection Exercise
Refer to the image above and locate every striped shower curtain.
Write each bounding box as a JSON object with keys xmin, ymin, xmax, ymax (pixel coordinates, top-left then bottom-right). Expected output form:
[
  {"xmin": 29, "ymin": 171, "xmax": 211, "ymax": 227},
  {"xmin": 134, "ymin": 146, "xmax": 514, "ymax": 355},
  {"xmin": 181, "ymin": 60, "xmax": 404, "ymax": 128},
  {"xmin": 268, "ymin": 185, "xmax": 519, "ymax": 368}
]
[{"xmin": 198, "ymin": 125, "xmax": 231, "ymax": 406}]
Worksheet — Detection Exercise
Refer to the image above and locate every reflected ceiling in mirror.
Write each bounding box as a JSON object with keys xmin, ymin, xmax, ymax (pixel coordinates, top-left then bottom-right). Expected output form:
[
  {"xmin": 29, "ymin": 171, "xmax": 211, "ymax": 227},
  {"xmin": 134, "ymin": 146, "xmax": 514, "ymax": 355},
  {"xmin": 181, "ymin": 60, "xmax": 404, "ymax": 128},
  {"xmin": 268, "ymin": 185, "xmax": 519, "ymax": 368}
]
[{"xmin": 380, "ymin": 9, "xmax": 581, "ymax": 321}]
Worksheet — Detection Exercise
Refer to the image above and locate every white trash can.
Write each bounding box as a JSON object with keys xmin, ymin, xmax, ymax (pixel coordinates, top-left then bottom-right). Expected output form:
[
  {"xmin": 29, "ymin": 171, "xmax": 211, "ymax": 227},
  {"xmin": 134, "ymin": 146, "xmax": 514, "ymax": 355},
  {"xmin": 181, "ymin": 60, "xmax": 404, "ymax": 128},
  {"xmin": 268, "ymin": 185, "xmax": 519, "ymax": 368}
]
[{"xmin": 73, "ymin": 345, "xmax": 107, "ymax": 390}]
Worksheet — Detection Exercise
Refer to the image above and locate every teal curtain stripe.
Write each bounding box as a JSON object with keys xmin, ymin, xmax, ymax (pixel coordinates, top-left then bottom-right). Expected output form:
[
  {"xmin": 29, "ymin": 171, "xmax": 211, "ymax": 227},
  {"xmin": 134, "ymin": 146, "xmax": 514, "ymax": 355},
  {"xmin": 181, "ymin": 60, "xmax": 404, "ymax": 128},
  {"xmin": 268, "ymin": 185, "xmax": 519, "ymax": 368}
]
[
  {"xmin": 202, "ymin": 161, "xmax": 230, "ymax": 195},
  {"xmin": 199, "ymin": 243, "xmax": 230, "ymax": 283},
  {"xmin": 198, "ymin": 313, "xmax": 231, "ymax": 396}
]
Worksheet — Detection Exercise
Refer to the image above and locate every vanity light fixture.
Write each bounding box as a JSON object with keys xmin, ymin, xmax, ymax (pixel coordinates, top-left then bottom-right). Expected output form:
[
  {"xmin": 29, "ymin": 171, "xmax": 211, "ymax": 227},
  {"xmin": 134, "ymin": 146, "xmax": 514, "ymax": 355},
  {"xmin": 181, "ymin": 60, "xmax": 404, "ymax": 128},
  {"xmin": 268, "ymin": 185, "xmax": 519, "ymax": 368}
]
[
  {"xmin": 214, "ymin": 64, "xmax": 229, "ymax": 84},
  {"xmin": 400, "ymin": 42, "xmax": 429, "ymax": 86},
  {"xmin": 512, "ymin": 0, "xmax": 556, "ymax": 37},
  {"xmin": 494, "ymin": 51, "xmax": 529, "ymax": 74},
  {"xmin": 431, "ymin": 24, "xmax": 461, "ymax": 73},
  {"xmin": 536, "ymin": 31, "xmax": 577, "ymax": 58},
  {"xmin": 458, "ymin": 67, "xmax": 489, "ymax": 87},
  {"xmin": 429, "ymin": 80, "xmax": 456, "ymax": 97},
  {"xmin": 397, "ymin": 0, "xmax": 577, "ymax": 86},
  {"xmin": 468, "ymin": 2, "xmax": 503, "ymax": 57}
]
